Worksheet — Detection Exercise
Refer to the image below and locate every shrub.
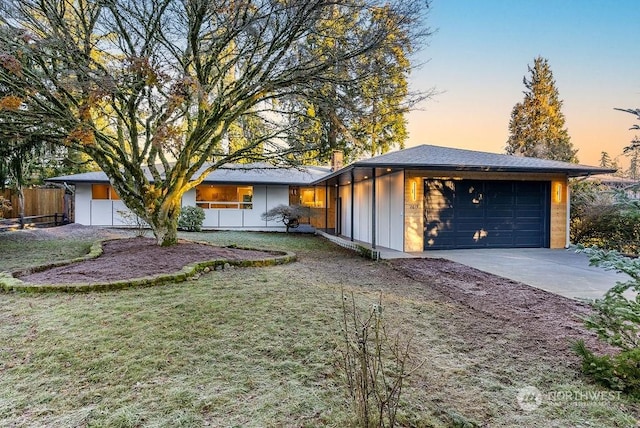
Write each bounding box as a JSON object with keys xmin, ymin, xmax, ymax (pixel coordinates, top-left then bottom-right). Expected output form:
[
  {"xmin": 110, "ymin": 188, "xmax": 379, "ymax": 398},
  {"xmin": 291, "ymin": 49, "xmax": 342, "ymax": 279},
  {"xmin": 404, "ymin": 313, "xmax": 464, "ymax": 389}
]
[
  {"xmin": 573, "ymin": 341, "xmax": 640, "ymax": 397},
  {"xmin": 0, "ymin": 196, "xmax": 11, "ymax": 219},
  {"xmin": 337, "ymin": 291, "xmax": 422, "ymax": 427},
  {"xmin": 178, "ymin": 206, "xmax": 205, "ymax": 232},
  {"xmin": 570, "ymin": 180, "xmax": 640, "ymax": 254},
  {"xmin": 573, "ymin": 246, "xmax": 640, "ymax": 396},
  {"xmin": 116, "ymin": 209, "xmax": 148, "ymax": 237},
  {"xmin": 261, "ymin": 204, "xmax": 311, "ymax": 232}
]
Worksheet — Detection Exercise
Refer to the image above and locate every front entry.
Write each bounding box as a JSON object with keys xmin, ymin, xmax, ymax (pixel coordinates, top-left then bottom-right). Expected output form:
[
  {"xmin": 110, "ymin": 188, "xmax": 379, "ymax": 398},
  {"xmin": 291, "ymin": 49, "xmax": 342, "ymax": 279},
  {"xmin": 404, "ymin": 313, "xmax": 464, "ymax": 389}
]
[{"xmin": 424, "ymin": 179, "xmax": 550, "ymax": 250}]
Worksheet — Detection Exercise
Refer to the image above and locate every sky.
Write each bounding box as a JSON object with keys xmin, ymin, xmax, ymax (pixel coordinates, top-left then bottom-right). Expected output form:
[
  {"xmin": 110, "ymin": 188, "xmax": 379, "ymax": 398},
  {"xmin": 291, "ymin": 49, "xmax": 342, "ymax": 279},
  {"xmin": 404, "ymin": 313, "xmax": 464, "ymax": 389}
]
[{"xmin": 406, "ymin": 0, "xmax": 640, "ymax": 168}]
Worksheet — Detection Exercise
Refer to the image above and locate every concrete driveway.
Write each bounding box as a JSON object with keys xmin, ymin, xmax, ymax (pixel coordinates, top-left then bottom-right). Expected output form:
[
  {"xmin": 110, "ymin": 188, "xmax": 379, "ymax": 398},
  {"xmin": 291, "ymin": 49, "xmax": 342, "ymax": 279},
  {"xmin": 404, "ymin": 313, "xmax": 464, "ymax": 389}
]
[{"xmin": 417, "ymin": 248, "xmax": 631, "ymax": 300}]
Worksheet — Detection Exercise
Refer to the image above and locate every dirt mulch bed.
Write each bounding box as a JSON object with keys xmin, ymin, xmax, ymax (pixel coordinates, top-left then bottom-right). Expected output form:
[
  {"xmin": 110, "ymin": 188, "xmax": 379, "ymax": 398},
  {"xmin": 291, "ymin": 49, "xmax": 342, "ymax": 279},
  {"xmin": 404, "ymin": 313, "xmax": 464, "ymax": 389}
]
[
  {"xmin": 18, "ymin": 237, "xmax": 278, "ymax": 285},
  {"xmin": 389, "ymin": 257, "xmax": 614, "ymax": 357}
]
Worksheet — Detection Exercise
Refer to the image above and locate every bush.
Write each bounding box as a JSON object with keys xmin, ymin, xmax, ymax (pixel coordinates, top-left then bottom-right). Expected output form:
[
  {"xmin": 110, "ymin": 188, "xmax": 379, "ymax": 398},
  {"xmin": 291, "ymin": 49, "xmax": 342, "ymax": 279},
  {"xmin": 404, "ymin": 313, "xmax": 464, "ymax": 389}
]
[
  {"xmin": 0, "ymin": 196, "xmax": 11, "ymax": 219},
  {"xmin": 261, "ymin": 204, "xmax": 311, "ymax": 232},
  {"xmin": 573, "ymin": 341, "xmax": 640, "ymax": 397},
  {"xmin": 116, "ymin": 209, "xmax": 148, "ymax": 237},
  {"xmin": 178, "ymin": 206, "xmax": 205, "ymax": 232},
  {"xmin": 337, "ymin": 291, "xmax": 422, "ymax": 427},
  {"xmin": 573, "ymin": 246, "xmax": 640, "ymax": 396},
  {"xmin": 570, "ymin": 180, "xmax": 640, "ymax": 254}
]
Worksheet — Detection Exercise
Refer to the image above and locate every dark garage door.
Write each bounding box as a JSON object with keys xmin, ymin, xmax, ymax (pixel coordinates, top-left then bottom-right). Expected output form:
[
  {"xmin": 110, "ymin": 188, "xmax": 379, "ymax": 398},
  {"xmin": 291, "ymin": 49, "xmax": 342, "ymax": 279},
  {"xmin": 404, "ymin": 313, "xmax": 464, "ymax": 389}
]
[{"xmin": 424, "ymin": 179, "xmax": 550, "ymax": 250}]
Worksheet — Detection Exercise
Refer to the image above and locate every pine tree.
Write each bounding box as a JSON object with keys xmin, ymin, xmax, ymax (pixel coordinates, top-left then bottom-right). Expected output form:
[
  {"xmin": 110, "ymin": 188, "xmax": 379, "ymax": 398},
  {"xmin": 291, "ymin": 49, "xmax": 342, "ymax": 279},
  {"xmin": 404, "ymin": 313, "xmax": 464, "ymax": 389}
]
[
  {"xmin": 599, "ymin": 151, "xmax": 611, "ymax": 168},
  {"xmin": 624, "ymin": 137, "xmax": 640, "ymax": 180},
  {"xmin": 506, "ymin": 56, "xmax": 578, "ymax": 163},
  {"xmin": 284, "ymin": 4, "xmax": 428, "ymax": 164}
]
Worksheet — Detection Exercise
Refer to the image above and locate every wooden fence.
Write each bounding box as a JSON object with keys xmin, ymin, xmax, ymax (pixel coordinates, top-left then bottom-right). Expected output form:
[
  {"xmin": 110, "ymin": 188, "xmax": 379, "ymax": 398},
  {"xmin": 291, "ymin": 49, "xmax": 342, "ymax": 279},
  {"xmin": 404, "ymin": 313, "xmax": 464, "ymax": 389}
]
[{"xmin": 0, "ymin": 187, "xmax": 70, "ymax": 220}]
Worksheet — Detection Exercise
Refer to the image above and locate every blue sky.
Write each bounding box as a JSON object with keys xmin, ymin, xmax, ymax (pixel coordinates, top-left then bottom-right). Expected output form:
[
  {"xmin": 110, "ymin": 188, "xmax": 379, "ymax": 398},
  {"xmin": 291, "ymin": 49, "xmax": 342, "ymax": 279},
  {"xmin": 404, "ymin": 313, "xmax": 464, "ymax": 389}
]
[{"xmin": 406, "ymin": 0, "xmax": 640, "ymax": 167}]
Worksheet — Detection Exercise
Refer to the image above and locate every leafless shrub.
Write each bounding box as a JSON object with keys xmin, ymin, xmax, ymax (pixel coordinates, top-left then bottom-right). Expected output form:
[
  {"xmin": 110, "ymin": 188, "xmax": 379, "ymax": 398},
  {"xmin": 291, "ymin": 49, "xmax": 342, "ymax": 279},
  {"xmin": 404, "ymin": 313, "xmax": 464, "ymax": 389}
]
[{"xmin": 338, "ymin": 290, "xmax": 423, "ymax": 427}]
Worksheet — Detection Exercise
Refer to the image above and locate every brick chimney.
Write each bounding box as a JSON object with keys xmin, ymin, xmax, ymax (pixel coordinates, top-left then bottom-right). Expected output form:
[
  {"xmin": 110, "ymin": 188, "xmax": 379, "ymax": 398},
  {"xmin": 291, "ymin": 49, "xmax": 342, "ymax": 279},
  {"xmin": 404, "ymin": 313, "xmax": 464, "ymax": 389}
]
[{"xmin": 331, "ymin": 150, "xmax": 344, "ymax": 171}]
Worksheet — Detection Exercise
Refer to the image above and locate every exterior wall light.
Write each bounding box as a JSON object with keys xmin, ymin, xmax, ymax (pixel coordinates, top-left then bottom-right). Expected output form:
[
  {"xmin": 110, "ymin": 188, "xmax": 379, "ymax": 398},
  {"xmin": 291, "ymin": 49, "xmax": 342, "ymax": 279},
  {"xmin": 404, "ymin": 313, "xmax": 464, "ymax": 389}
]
[{"xmin": 554, "ymin": 182, "xmax": 563, "ymax": 203}]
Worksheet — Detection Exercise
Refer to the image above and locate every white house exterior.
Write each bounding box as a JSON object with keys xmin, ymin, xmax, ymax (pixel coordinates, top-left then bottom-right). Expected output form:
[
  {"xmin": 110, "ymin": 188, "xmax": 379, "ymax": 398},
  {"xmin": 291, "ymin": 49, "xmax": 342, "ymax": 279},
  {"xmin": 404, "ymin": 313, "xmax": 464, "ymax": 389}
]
[
  {"xmin": 48, "ymin": 145, "xmax": 614, "ymax": 252},
  {"xmin": 49, "ymin": 164, "xmax": 331, "ymax": 231}
]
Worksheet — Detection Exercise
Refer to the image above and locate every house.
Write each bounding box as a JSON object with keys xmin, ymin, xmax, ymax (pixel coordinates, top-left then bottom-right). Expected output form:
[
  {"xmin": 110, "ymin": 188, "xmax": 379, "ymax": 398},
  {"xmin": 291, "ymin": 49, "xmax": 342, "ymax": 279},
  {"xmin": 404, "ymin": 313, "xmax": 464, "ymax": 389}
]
[
  {"xmin": 310, "ymin": 145, "xmax": 613, "ymax": 252},
  {"xmin": 47, "ymin": 163, "xmax": 334, "ymax": 230},
  {"xmin": 47, "ymin": 144, "xmax": 613, "ymax": 251}
]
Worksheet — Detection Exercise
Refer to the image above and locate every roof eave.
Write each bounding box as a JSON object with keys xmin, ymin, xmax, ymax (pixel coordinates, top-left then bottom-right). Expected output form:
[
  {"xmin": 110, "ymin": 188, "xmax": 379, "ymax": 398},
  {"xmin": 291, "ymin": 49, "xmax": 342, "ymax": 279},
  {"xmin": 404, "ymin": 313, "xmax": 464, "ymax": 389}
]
[{"xmin": 311, "ymin": 164, "xmax": 616, "ymax": 184}]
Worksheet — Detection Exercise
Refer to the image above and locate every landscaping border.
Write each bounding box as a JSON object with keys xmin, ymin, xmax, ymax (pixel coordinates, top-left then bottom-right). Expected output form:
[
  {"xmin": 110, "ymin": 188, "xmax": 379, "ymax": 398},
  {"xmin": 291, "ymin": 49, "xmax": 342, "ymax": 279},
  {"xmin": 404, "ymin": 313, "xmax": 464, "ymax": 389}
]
[{"xmin": 0, "ymin": 238, "xmax": 296, "ymax": 293}]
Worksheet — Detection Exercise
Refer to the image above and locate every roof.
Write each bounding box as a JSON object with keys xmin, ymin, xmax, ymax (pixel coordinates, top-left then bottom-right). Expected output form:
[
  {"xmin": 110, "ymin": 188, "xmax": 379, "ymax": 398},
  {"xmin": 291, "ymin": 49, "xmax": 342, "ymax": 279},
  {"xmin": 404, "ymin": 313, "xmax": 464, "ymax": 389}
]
[
  {"xmin": 47, "ymin": 145, "xmax": 615, "ymax": 187},
  {"xmin": 314, "ymin": 144, "xmax": 615, "ymax": 184},
  {"xmin": 47, "ymin": 163, "xmax": 331, "ymax": 186}
]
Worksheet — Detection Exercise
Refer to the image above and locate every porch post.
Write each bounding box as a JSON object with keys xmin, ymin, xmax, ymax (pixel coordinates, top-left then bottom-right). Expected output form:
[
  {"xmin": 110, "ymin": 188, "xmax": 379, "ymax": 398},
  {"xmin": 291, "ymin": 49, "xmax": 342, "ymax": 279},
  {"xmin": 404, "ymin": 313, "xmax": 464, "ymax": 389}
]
[
  {"xmin": 371, "ymin": 169, "xmax": 376, "ymax": 249},
  {"xmin": 350, "ymin": 169, "xmax": 355, "ymax": 242},
  {"xmin": 325, "ymin": 181, "xmax": 328, "ymax": 232}
]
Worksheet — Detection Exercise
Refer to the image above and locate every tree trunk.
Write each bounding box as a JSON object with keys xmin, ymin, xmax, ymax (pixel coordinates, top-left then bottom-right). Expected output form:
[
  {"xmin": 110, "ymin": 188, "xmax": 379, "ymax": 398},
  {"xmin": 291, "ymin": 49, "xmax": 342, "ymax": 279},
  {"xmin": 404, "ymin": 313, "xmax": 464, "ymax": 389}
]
[
  {"xmin": 18, "ymin": 185, "xmax": 24, "ymax": 229},
  {"xmin": 149, "ymin": 198, "xmax": 181, "ymax": 246}
]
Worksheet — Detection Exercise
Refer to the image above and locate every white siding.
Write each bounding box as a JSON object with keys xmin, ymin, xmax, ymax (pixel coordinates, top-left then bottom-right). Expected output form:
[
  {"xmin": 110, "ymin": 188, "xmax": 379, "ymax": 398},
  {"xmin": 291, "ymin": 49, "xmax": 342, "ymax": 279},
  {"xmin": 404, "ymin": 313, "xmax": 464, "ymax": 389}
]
[
  {"xmin": 76, "ymin": 182, "xmax": 308, "ymax": 231},
  {"xmin": 112, "ymin": 201, "xmax": 135, "ymax": 226},
  {"xmin": 353, "ymin": 180, "xmax": 371, "ymax": 243},
  {"xmin": 376, "ymin": 176, "xmax": 390, "ymax": 248},
  {"xmin": 243, "ymin": 185, "xmax": 267, "ymax": 227},
  {"xmin": 390, "ymin": 172, "xmax": 404, "ymax": 251},
  {"xmin": 264, "ymin": 186, "xmax": 289, "ymax": 227},
  {"xmin": 339, "ymin": 172, "xmax": 404, "ymax": 251},
  {"xmin": 90, "ymin": 200, "xmax": 113, "ymax": 225},
  {"xmin": 375, "ymin": 172, "xmax": 404, "ymax": 251},
  {"xmin": 191, "ymin": 184, "xmax": 290, "ymax": 229},
  {"xmin": 339, "ymin": 185, "xmax": 352, "ymax": 238},
  {"xmin": 182, "ymin": 189, "xmax": 196, "ymax": 206},
  {"xmin": 74, "ymin": 184, "xmax": 92, "ymax": 225}
]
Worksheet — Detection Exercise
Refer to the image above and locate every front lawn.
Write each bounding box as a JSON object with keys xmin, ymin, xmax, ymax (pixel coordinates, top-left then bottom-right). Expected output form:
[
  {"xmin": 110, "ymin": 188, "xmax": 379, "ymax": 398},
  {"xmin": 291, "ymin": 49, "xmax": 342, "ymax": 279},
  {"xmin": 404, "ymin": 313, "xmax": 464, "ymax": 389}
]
[{"xmin": 0, "ymin": 229, "xmax": 638, "ymax": 427}]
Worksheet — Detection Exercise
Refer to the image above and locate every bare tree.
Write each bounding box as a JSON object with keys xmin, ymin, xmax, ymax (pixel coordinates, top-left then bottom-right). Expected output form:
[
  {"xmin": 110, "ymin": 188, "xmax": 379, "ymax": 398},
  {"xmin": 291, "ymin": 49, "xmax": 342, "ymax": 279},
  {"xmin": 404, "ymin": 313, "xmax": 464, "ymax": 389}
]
[{"xmin": 0, "ymin": 0, "xmax": 429, "ymax": 245}]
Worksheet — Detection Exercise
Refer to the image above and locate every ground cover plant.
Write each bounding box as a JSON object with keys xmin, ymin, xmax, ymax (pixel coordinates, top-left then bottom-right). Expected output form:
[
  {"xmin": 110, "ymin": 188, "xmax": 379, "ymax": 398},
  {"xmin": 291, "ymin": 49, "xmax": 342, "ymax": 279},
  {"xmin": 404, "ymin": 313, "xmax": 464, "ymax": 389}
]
[{"xmin": 0, "ymin": 226, "xmax": 639, "ymax": 426}]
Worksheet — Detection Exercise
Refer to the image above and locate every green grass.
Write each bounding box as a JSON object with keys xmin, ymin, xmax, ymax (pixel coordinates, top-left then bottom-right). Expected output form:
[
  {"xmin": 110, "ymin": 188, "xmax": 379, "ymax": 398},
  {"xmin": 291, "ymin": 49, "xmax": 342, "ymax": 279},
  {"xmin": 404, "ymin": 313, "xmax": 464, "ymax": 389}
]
[
  {"xmin": 0, "ymin": 230, "xmax": 638, "ymax": 427},
  {"xmin": 0, "ymin": 238, "xmax": 92, "ymax": 272}
]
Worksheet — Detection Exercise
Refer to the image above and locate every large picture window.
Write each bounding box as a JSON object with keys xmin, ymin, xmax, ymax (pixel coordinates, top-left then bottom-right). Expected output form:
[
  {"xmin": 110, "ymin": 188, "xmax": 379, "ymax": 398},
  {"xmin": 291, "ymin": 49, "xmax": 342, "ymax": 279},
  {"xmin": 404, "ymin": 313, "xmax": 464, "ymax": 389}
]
[
  {"xmin": 196, "ymin": 185, "xmax": 253, "ymax": 209},
  {"xmin": 299, "ymin": 187, "xmax": 327, "ymax": 208},
  {"xmin": 92, "ymin": 184, "xmax": 120, "ymax": 200}
]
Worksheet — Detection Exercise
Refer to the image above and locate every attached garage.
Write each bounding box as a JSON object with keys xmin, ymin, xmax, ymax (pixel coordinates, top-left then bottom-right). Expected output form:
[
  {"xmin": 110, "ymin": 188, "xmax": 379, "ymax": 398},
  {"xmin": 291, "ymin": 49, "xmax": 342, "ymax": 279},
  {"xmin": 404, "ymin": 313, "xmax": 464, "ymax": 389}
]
[
  {"xmin": 424, "ymin": 179, "xmax": 550, "ymax": 249},
  {"xmin": 313, "ymin": 144, "xmax": 614, "ymax": 253}
]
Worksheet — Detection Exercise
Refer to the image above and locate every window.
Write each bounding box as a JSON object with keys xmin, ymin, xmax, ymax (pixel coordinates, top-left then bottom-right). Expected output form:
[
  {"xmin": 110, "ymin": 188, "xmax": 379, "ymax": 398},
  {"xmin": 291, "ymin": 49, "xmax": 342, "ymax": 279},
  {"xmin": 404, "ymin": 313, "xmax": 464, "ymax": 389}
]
[
  {"xmin": 92, "ymin": 184, "xmax": 120, "ymax": 200},
  {"xmin": 299, "ymin": 187, "xmax": 327, "ymax": 208},
  {"xmin": 195, "ymin": 185, "xmax": 253, "ymax": 209}
]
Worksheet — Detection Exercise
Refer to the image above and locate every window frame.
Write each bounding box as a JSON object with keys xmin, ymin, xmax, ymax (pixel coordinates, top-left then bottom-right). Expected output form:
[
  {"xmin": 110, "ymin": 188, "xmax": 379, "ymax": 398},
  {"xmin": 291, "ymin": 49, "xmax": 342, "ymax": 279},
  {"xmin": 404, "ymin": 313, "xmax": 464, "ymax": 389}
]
[{"xmin": 195, "ymin": 185, "xmax": 253, "ymax": 210}]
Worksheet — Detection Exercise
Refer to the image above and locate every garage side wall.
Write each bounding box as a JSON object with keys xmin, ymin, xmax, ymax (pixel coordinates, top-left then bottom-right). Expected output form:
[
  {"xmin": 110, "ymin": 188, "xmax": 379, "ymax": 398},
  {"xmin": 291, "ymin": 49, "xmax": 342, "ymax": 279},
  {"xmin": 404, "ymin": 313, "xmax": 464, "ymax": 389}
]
[
  {"xmin": 404, "ymin": 172, "xmax": 424, "ymax": 252},
  {"xmin": 550, "ymin": 177, "xmax": 569, "ymax": 248}
]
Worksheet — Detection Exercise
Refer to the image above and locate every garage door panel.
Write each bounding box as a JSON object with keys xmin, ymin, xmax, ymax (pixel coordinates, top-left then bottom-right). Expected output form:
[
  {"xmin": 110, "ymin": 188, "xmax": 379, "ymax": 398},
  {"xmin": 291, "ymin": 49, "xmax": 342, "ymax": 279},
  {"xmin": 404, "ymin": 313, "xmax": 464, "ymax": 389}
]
[
  {"xmin": 424, "ymin": 179, "xmax": 550, "ymax": 249},
  {"xmin": 486, "ymin": 221, "xmax": 514, "ymax": 231},
  {"xmin": 516, "ymin": 208, "xmax": 544, "ymax": 217},
  {"xmin": 486, "ymin": 209, "xmax": 514, "ymax": 217}
]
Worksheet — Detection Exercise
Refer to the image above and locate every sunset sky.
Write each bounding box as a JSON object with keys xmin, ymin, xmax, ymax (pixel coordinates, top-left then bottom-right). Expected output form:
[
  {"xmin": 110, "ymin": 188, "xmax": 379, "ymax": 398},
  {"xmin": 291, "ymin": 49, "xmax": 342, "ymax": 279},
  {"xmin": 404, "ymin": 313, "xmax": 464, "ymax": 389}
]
[{"xmin": 406, "ymin": 0, "xmax": 640, "ymax": 168}]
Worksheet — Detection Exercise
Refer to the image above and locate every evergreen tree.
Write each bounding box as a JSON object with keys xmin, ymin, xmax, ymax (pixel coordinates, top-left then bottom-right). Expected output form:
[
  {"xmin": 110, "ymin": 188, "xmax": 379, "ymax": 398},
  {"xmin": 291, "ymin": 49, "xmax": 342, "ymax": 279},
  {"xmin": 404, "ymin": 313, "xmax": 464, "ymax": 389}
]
[
  {"xmin": 284, "ymin": 4, "xmax": 428, "ymax": 164},
  {"xmin": 506, "ymin": 56, "xmax": 578, "ymax": 163},
  {"xmin": 599, "ymin": 151, "xmax": 611, "ymax": 168},
  {"xmin": 624, "ymin": 137, "xmax": 640, "ymax": 180}
]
